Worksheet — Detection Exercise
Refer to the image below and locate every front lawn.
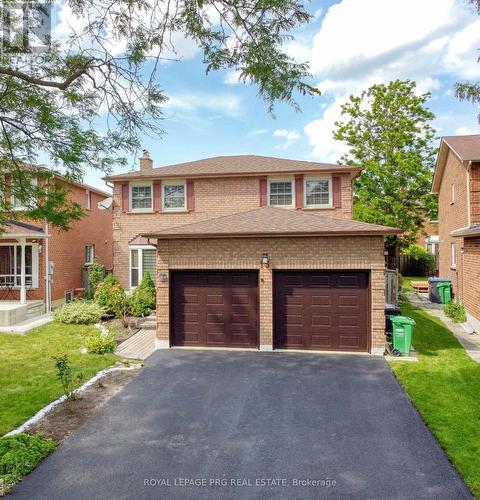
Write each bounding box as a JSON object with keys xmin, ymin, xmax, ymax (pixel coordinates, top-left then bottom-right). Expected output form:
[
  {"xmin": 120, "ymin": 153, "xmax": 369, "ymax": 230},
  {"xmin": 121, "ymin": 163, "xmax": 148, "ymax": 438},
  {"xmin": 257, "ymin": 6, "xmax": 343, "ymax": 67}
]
[
  {"xmin": 391, "ymin": 301, "xmax": 480, "ymax": 497},
  {"xmin": 0, "ymin": 322, "xmax": 119, "ymax": 436}
]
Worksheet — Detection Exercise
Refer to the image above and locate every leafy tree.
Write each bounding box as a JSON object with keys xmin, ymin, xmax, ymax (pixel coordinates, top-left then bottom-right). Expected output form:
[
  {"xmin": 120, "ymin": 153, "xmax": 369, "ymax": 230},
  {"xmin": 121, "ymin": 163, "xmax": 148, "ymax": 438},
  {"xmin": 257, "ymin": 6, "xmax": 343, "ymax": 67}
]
[
  {"xmin": 334, "ymin": 80, "xmax": 437, "ymax": 250},
  {"xmin": 0, "ymin": 0, "xmax": 319, "ymax": 226},
  {"xmin": 455, "ymin": 0, "xmax": 480, "ymax": 121}
]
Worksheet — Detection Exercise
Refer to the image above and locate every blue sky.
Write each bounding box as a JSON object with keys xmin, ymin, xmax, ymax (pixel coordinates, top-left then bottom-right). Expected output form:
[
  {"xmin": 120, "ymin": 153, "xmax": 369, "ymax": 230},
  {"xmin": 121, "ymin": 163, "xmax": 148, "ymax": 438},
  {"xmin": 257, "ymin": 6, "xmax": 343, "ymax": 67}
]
[{"xmin": 57, "ymin": 0, "xmax": 480, "ymax": 191}]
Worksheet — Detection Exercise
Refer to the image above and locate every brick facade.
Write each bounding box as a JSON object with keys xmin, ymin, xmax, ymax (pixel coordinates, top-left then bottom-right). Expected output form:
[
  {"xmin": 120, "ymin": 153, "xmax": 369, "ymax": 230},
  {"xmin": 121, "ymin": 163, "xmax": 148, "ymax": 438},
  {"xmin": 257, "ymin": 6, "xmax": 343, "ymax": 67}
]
[
  {"xmin": 2, "ymin": 181, "xmax": 112, "ymax": 304},
  {"xmin": 438, "ymin": 150, "xmax": 469, "ymax": 298},
  {"xmin": 155, "ymin": 236, "xmax": 386, "ymax": 352},
  {"xmin": 436, "ymin": 147, "xmax": 480, "ymax": 329},
  {"xmin": 113, "ymin": 173, "xmax": 354, "ymax": 290}
]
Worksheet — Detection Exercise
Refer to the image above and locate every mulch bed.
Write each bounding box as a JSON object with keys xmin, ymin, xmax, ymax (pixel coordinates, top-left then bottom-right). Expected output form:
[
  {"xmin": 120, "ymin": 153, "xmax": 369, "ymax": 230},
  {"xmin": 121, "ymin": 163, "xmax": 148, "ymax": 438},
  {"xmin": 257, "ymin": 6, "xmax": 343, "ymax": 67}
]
[{"xmin": 25, "ymin": 364, "xmax": 142, "ymax": 442}]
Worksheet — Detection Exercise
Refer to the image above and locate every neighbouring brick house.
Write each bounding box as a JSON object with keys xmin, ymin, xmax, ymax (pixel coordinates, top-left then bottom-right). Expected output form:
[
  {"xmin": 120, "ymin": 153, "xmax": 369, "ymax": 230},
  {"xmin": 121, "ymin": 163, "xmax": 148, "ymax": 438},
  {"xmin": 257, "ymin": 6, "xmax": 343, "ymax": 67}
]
[
  {"xmin": 105, "ymin": 153, "xmax": 399, "ymax": 354},
  {"xmin": 432, "ymin": 134, "xmax": 480, "ymax": 331},
  {"xmin": 0, "ymin": 175, "xmax": 113, "ymax": 325}
]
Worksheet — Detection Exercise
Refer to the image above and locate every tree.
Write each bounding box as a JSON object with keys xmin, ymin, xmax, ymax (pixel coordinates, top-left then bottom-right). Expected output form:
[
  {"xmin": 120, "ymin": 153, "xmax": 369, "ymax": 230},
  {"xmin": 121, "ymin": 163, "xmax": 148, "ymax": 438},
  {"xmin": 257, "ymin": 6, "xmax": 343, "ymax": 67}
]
[
  {"xmin": 455, "ymin": 0, "xmax": 480, "ymax": 121},
  {"xmin": 334, "ymin": 80, "xmax": 437, "ymax": 251},
  {"xmin": 0, "ymin": 0, "xmax": 320, "ymax": 227}
]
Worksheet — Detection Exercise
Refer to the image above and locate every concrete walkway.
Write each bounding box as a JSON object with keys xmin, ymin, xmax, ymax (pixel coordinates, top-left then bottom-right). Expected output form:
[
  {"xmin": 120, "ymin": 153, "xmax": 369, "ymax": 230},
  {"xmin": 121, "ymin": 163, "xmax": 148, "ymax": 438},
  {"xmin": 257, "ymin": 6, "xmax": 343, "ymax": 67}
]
[
  {"xmin": 407, "ymin": 292, "xmax": 480, "ymax": 362},
  {"xmin": 115, "ymin": 329, "xmax": 156, "ymax": 360}
]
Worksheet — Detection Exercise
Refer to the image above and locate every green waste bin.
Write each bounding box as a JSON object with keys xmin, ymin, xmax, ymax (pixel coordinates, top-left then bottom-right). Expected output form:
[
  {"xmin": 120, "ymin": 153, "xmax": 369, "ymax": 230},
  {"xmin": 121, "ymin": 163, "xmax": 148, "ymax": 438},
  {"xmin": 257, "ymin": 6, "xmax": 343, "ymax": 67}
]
[
  {"xmin": 390, "ymin": 316, "xmax": 416, "ymax": 355},
  {"xmin": 437, "ymin": 282, "xmax": 452, "ymax": 304}
]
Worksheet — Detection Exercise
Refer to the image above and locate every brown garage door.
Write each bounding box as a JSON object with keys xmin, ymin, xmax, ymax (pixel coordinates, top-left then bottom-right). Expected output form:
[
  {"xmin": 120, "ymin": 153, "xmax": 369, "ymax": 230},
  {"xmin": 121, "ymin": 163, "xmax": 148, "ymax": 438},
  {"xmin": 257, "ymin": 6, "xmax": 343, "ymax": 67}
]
[
  {"xmin": 171, "ymin": 271, "xmax": 258, "ymax": 348},
  {"xmin": 274, "ymin": 271, "xmax": 369, "ymax": 352}
]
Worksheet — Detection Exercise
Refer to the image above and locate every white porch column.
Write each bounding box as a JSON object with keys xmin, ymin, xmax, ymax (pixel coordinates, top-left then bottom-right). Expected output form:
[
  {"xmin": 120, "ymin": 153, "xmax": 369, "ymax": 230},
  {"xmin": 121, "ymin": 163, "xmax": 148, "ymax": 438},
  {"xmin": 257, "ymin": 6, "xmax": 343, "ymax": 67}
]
[{"xmin": 18, "ymin": 237, "xmax": 26, "ymax": 304}]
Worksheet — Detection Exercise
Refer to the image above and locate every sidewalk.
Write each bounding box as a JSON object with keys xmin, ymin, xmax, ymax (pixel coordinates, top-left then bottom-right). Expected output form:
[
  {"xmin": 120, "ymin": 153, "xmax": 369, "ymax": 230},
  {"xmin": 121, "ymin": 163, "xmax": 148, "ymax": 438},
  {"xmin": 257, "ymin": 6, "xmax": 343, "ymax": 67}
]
[{"xmin": 406, "ymin": 292, "xmax": 480, "ymax": 363}]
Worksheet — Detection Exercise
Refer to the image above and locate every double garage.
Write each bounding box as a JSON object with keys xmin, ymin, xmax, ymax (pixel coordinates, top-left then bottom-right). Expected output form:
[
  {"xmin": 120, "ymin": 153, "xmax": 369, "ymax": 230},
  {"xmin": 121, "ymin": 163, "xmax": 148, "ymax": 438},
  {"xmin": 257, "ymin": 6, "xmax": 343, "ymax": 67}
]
[
  {"xmin": 145, "ymin": 206, "xmax": 398, "ymax": 354},
  {"xmin": 171, "ymin": 270, "xmax": 369, "ymax": 352}
]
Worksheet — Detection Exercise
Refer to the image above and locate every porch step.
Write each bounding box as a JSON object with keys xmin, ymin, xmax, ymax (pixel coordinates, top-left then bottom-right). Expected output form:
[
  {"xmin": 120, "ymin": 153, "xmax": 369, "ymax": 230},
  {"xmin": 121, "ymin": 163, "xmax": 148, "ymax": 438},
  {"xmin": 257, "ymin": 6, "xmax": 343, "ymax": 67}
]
[
  {"xmin": 0, "ymin": 300, "xmax": 45, "ymax": 327},
  {"xmin": 131, "ymin": 314, "xmax": 156, "ymax": 330}
]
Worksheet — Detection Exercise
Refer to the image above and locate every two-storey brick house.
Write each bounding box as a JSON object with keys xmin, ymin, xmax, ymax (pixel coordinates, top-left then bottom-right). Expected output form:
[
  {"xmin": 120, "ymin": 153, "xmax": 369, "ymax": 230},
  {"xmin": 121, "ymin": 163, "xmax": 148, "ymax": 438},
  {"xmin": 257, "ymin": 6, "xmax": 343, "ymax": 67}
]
[
  {"xmin": 1, "ymin": 175, "xmax": 113, "ymax": 326},
  {"xmin": 105, "ymin": 152, "xmax": 400, "ymax": 353},
  {"xmin": 432, "ymin": 134, "xmax": 480, "ymax": 331}
]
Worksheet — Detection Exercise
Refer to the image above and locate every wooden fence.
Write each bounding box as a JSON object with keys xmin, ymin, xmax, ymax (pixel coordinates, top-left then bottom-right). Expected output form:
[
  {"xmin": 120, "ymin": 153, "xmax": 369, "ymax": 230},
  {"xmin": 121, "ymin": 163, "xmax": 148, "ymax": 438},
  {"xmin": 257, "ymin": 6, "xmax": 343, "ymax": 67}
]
[{"xmin": 385, "ymin": 269, "xmax": 399, "ymax": 306}]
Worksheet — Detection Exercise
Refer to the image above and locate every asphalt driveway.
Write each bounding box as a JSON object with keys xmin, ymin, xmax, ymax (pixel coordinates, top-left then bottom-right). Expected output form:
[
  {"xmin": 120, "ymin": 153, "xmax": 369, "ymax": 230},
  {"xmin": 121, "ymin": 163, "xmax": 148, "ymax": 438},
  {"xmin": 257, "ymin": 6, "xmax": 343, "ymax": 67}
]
[{"xmin": 13, "ymin": 350, "xmax": 471, "ymax": 499}]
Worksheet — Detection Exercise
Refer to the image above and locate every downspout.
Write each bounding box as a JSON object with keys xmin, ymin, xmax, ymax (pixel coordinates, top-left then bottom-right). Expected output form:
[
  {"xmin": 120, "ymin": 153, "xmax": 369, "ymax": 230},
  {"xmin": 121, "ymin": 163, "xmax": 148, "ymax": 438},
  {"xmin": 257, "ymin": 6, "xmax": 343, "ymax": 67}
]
[{"xmin": 44, "ymin": 220, "xmax": 50, "ymax": 313}]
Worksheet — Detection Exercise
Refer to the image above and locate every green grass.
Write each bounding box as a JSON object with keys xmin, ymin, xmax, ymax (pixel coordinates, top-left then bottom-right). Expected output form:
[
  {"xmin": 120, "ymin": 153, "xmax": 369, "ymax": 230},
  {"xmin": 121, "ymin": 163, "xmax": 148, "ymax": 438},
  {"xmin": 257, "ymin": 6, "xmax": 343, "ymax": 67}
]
[
  {"xmin": 0, "ymin": 322, "xmax": 119, "ymax": 435},
  {"xmin": 401, "ymin": 276, "xmax": 428, "ymax": 292},
  {"xmin": 391, "ymin": 301, "xmax": 480, "ymax": 497}
]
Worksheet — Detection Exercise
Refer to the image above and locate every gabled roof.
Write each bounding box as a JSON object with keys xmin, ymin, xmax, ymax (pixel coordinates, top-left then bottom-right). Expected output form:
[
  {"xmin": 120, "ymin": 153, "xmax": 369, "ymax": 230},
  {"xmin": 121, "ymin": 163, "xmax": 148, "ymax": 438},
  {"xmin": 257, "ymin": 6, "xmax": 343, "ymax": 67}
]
[
  {"xmin": 0, "ymin": 220, "xmax": 48, "ymax": 238},
  {"xmin": 141, "ymin": 206, "xmax": 401, "ymax": 239},
  {"xmin": 103, "ymin": 155, "xmax": 361, "ymax": 181},
  {"xmin": 432, "ymin": 135, "xmax": 480, "ymax": 193}
]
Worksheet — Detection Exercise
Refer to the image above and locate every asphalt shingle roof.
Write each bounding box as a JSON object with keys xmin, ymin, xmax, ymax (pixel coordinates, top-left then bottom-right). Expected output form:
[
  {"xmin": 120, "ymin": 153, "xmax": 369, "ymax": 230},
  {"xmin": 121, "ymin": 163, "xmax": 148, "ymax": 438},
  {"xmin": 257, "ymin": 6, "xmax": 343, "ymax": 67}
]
[
  {"xmin": 141, "ymin": 206, "xmax": 401, "ymax": 239},
  {"xmin": 104, "ymin": 155, "xmax": 360, "ymax": 181}
]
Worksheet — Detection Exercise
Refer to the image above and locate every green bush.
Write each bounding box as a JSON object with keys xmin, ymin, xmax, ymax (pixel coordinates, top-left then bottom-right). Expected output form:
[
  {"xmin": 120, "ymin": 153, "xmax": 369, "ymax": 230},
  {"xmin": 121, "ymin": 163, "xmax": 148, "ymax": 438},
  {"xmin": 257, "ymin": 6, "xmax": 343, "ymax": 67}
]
[
  {"xmin": 94, "ymin": 273, "xmax": 119, "ymax": 315},
  {"xmin": 85, "ymin": 330, "xmax": 116, "ymax": 354},
  {"xmin": 444, "ymin": 301, "xmax": 467, "ymax": 323},
  {"xmin": 89, "ymin": 259, "xmax": 106, "ymax": 296},
  {"xmin": 401, "ymin": 244, "xmax": 436, "ymax": 276},
  {"xmin": 53, "ymin": 301, "xmax": 105, "ymax": 324},
  {"xmin": 0, "ymin": 433, "xmax": 57, "ymax": 494},
  {"xmin": 129, "ymin": 272, "xmax": 156, "ymax": 317}
]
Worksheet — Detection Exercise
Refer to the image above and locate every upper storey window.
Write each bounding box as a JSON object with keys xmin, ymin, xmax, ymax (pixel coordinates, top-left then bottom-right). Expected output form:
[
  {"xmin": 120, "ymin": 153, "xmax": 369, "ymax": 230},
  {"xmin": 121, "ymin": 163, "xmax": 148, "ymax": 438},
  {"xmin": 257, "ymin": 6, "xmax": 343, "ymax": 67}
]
[
  {"xmin": 130, "ymin": 183, "xmax": 152, "ymax": 211},
  {"xmin": 11, "ymin": 177, "xmax": 37, "ymax": 211},
  {"xmin": 304, "ymin": 176, "xmax": 332, "ymax": 208},
  {"xmin": 163, "ymin": 180, "xmax": 186, "ymax": 211},
  {"xmin": 268, "ymin": 179, "xmax": 294, "ymax": 208}
]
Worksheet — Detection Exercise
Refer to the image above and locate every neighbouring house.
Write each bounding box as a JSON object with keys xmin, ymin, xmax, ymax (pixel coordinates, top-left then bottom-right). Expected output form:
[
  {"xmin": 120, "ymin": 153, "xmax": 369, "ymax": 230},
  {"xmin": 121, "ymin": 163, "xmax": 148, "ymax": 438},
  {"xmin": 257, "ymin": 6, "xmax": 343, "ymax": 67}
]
[
  {"xmin": 432, "ymin": 134, "xmax": 480, "ymax": 331},
  {"xmin": 417, "ymin": 218, "xmax": 439, "ymax": 264},
  {"xmin": 0, "ymin": 174, "xmax": 113, "ymax": 327},
  {"xmin": 105, "ymin": 152, "xmax": 400, "ymax": 354}
]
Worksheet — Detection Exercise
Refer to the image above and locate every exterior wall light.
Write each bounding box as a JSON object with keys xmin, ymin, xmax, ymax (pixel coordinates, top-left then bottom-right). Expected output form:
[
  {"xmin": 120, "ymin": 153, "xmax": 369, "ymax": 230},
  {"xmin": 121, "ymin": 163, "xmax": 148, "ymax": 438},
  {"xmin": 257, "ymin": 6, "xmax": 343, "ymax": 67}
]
[
  {"xmin": 159, "ymin": 272, "xmax": 168, "ymax": 283},
  {"xmin": 261, "ymin": 252, "xmax": 270, "ymax": 268}
]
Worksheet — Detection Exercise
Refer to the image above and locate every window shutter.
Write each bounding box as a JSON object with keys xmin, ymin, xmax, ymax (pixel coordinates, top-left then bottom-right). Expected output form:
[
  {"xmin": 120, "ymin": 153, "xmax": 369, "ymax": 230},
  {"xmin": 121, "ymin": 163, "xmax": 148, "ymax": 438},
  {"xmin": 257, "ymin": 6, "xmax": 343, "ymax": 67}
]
[
  {"xmin": 187, "ymin": 180, "xmax": 195, "ymax": 211},
  {"xmin": 153, "ymin": 181, "xmax": 162, "ymax": 212},
  {"xmin": 332, "ymin": 176, "xmax": 342, "ymax": 208},
  {"xmin": 295, "ymin": 175, "xmax": 303, "ymax": 209},
  {"xmin": 121, "ymin": 183, "xmax": 129, "ymax": 212},
  {"xmin": 259, "ymin": 177, "xmax": 268, "ymax": 206}
]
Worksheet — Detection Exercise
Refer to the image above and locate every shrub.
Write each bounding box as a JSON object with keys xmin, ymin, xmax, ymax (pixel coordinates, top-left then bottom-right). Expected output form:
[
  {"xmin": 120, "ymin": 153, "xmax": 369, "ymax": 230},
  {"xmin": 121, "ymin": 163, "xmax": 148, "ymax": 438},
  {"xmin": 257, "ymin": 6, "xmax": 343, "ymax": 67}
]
[
  {"xmin": 94, "ymin": 273, "xmax": 119, "ymax": 315},
  {"xmin": 444, "ymin": 301, "xmax": 467, "ymax": 323},
  {"xmin": 85, "ymin": 330, "xmax": 116, "ymax": 354},
  {"xmin": 52, "ymin": 354, "xmax": 84, "ymax": 401},
  {"xmin": 0, "ymin": 433, "xmax": 57, "ymax": 494},
  {"xmin": 53, "ymin": 301, "xmax": 105, "ymax": 324},
  {"xmin": 89, "ymin": 259, "xmax": 106, "ymax": 296},
  {"xmin": 129, "ymin": 272, "xmax": 156, "ymax": 317},
  {"xmin": 401, "ymin": 244, "xmax": 436, "ymax": 276}
]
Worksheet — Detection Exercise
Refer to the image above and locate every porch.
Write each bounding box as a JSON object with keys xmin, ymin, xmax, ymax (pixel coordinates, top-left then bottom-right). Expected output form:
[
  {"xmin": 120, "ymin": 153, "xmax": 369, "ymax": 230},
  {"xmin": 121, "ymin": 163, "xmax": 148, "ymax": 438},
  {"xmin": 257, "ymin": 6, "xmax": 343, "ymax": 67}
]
[
  {"xmin": 0, "ymin": 221, "xmax": 49, "ymax": 326},
  {"xmin": 0, "ymin": 300, "xmax": 45, "ymax": 327}
]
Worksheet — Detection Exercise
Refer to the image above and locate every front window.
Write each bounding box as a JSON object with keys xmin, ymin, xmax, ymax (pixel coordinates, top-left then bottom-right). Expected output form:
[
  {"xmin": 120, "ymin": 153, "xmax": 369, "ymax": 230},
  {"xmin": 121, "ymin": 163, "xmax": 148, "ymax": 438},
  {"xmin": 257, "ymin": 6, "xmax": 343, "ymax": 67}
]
[
  {"xmin": 130, "ymin": 184, "xmax": 152, "ymax": 211},
  {"xmin": 85, "ymin": 245, "xmax": 94, "ymax": 264},
  {"xmin": 130, "ymin": 247, "xmax": 156, "ymax": 287},
  {"xmin": 451, "ymin": 243, "xmax": 456, "ymax": 268},
  {"xmin": 269, "ymin": 180, "xmax": 293, "ymax": 207},
  {"xmin": 11, "ymin": 177, "xmax": 37, "ymax": 211},
  {"xmin": 0, "ymin": 244, "xmax": 36, "ymax": 287},
  {"xmin": 85, "ymin": 190, "xmax": 91, "ymax": 210},
  {"xmin": 163, "ymin": 181, "xmax": 186, "ymax": 210},
  {"xmin": 305, "ymin": 177, "xmax": 331, "ymax": 207}
]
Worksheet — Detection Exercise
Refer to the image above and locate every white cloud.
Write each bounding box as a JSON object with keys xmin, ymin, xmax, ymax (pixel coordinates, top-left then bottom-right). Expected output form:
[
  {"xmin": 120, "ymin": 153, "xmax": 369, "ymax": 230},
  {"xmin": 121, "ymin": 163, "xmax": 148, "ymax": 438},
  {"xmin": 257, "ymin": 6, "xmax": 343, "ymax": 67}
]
[
  {"xmin": 249, "ymin": 129, "xmax": 270, "ymax": 135},
  {"xmin": 302, "ymin": 0, "xmax": 480, "ymax": 162},
  {"xmin": 273, "ymin": 129, "xmax": 301, "ymax": 149},
  {"xmin": 165, "ymin": 92, "xmax": 242, "ymax": 117}
]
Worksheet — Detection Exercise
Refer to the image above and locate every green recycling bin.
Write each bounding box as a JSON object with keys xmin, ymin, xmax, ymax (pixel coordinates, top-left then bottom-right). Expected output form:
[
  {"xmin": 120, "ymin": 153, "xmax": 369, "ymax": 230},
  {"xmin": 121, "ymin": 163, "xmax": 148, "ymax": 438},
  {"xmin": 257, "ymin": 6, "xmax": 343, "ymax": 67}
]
[
  {"xmin": 437, "ymin": 282, "xmax": 452, "ymax": 304},
  {"xmin": 390, "ymin": 316, "xmax": 416, "ymax": 355}
]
